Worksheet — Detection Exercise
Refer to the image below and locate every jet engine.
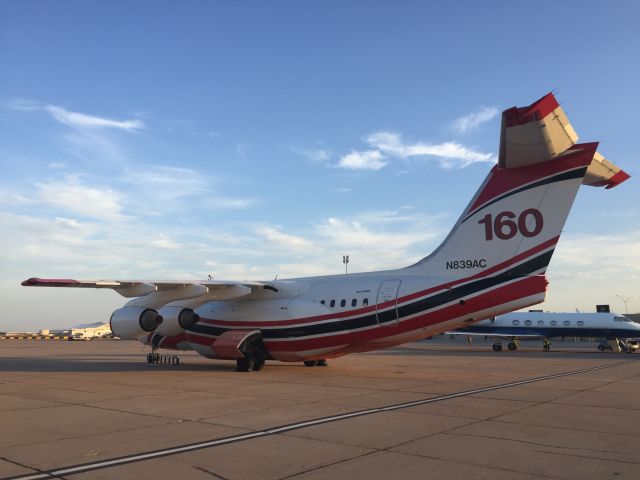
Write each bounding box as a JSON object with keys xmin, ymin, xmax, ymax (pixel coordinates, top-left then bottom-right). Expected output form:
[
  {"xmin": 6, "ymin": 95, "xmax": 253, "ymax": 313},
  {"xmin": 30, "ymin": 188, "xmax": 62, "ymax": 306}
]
[
  {"xmin": 155, "ymin": 306, "xmax": 200, "ymax": 337},
  {"xmin": 110, "ymin": 306, "xmax": 163, "ymax": 340}
]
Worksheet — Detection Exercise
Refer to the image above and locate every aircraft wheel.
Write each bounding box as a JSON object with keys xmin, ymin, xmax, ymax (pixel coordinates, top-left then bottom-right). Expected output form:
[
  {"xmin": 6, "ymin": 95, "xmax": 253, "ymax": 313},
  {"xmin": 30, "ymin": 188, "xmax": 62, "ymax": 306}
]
[
  {"xmin": 492, "ymin": 344, "xmax": 502, "ymax": 352},
  {"xmin": 304, "ymin": 360, "xmax": 316, "ymax": 367},
  {"xmin": 236, "ymin": 357, "xmax": 254, "ymax": 372},
  {"xmin": 316, "ymin": 359, "xmax": 327, "ymax": 367},
  {"xmin": 251, "ymin": 352, "xmax": 266, "ymax": 371},
  {"xmin": 507, "ymin": 342, "xmax": 518, "ymax": 351},
  {"xmin": 146, "ymin": 353, "xmax": 153, "ymax": 364},
  {"xmin": 597, "ymin": 345, "xmax": 605, "ymax": 351}
]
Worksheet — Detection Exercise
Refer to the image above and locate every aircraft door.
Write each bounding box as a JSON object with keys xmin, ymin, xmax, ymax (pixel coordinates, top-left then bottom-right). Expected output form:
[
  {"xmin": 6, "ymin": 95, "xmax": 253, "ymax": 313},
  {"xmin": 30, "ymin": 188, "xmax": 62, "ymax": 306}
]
[{"xmin": 376, "ymin": 280, "xmax": 401, "ymax": 325}]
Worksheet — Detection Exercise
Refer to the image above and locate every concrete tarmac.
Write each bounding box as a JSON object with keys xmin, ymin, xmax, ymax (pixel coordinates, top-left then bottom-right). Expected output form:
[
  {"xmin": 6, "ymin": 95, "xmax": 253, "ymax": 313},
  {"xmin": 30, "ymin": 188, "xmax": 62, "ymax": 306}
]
[{"xmin": 1, "ymin": 339, "xmax": 639, "ymax": 479}]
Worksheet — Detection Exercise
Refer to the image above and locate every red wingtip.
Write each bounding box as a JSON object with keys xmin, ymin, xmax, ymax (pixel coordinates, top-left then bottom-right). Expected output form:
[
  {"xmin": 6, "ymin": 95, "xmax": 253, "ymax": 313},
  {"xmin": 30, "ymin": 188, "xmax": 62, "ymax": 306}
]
[
  {"xmin": 604, "ymin": 169, "xmax": 631, "ymax": 189},
  {"xmin": 21, "ymin": 277, "xmax": 80, "ymax": 286}
]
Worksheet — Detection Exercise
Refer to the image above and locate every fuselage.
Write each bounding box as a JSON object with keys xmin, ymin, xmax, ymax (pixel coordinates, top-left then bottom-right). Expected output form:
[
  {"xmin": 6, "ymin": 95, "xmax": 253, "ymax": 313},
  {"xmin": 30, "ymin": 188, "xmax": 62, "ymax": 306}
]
[
  {"xmin": 166, "ymin": 260, "xmax": 549, "ymax": 361},
  {"xmin": 454, "ymin": 312, "xmax": 640, "ymax": 339}
]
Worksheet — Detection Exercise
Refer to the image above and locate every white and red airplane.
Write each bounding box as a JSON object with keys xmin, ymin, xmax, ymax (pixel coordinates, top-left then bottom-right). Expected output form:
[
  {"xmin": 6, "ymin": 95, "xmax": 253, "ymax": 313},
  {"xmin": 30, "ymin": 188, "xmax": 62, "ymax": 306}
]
[{"xmin": 22, "ymin": 93, "xmax": 630, "ymax": 371}]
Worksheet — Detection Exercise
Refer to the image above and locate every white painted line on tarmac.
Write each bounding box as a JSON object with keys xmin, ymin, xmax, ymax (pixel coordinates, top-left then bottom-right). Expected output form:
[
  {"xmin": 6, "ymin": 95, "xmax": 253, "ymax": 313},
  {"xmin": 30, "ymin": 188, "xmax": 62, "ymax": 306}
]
[{"xmin": 5, "ymin": 360, "xmax": 632, "ymax": 480}]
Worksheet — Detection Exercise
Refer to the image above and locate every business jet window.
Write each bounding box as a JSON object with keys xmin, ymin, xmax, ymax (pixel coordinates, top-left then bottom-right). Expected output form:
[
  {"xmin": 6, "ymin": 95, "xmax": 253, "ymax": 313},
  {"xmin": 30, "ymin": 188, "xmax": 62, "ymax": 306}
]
[
  {"xmin": 320, "ymin": 300, "xmax": 325, "ymax": 305},
  {"xmin": 340, "ymin": 299, "xmax": 346, "ymax": 307},
  {"xmin": 577, "ymin": 320, "xmax": 585, "ymax": 326},
  {"xmin": 537, "ymin": 320, "xmax": 544, "ymax": 326},
  {"xmin": 351, "ymin": 299, "xmax": 357, "ymax": 307},
  {"xmin": 512, "ymin": 320, "xmax": 520, "ymax": 325},
  {"xmin": 563, "ymin": 320, "xmax": 570, "ymax": 326},
  {"xmin": 524, "ymin": 320, "xmax": 532, "ymax": 326},
  {"xmin": 363, "ymin": 298, "xmax": 369, "ymax": 306},
  {"xmin": 330, "ymin": 300, "xmax": 335, "ymax": 307},
  {"xmin": 550, "ymin": 320, "xmax": 557, "ymax": 326}
]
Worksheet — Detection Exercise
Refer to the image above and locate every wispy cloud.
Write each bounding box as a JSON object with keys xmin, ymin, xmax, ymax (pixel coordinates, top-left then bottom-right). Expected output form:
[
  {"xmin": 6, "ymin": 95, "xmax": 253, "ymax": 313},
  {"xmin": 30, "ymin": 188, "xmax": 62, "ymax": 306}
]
[
  {"xmin": 7, "ymin": 99, "xmax": 144, "ymax": 131},
  {"xmin": 289, "ymin": 145, "xmax": 332, "ymax": 162},
  {"xmin": 338, "ymin": 150, "xmax": 387, "ymax": 170},
  {"xmin": 452, "ymin": 106, "xmax": 499, "ymax": 133},
  {"xmin": 254, "ymin": 225, "xmax": 317, "ymax": 252},
  {"xmin": 364, "ymin": 131, "xmax": 494, "ymax": 169},
  {"xmin": 36, "ymin": 177, "xmax": 125, "ymax": 220}
]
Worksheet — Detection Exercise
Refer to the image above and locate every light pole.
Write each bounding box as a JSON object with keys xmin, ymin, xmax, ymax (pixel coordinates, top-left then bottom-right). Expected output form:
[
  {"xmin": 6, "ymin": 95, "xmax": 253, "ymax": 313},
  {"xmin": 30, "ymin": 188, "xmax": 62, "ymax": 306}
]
[
  {"xmin": 616, "ymin": 295, "xmax": 634, "ymax": 315},
  {"xmin": 342, "ymin": 255, "xmax": 349, "ymax": 274}
]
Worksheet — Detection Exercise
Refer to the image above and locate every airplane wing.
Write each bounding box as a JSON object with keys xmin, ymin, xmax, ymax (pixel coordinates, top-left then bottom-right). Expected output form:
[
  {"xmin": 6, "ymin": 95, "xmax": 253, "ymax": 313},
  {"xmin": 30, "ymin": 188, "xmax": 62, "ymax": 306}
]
[
  {"xmin": 499, "ymin": 93, "xmax": 630, "ymax": 189},
  {"xmin": 21, "ymin": 277, "xmax": 278, "ymax": 308},
  {"xmin": 21, "ymin": 277, "xmax": 277, "ymax": 296}
]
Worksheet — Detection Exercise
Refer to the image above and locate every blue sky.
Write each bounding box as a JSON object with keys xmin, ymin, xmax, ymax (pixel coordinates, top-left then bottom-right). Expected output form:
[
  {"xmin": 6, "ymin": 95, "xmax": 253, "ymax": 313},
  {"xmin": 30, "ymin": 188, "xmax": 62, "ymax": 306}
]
[{"xmin": 1, "ymin": 1, "xmax": 639, "ymax": 330}]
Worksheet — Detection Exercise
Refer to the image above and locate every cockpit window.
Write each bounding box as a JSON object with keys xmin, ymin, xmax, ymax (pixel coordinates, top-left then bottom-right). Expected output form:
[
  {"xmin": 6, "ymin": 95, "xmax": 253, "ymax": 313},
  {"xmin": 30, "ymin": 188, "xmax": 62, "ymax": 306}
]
[{"xmin": 614, "ymin": 316, "xmax": 624, "ymax": 322}]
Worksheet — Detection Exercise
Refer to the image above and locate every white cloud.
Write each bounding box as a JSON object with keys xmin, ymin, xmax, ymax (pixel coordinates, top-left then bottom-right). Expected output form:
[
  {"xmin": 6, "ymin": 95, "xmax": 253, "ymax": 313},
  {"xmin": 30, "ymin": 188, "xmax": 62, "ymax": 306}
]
[
  {"xmin": 452, "ymin": 106, "xmax": 499, "ymax": 133},
  {"xmin": 542, "ymin": 231, "xmax": 640, "ymax": 312},
  {"xmin": 120, "ymin": 165, "xmax": 254, "ymax": 211},
  {"xmin": 254, "ymin": 225, "xmax": 317, "ymax": 252},
  {"xmin": 36, "ymin": 178, "xmax": 124, "ymax": 220},
  {"xmin": 338, "ymin": 150, "xmax": 387, "ymax": 170},
  {"xmin": 289, "ymin": 146, "xmax": 332, "ymax": 162},
  {"xmin": 44, "ymin": 105, "xmax": 144, "ymax": 130},
  {"xmin": 365, "ymin": 131, "xmax": 494, "ymax": 169},
  {"xmin": 7, "ymin": 99, "xmax": 144, "ymax": 131}
]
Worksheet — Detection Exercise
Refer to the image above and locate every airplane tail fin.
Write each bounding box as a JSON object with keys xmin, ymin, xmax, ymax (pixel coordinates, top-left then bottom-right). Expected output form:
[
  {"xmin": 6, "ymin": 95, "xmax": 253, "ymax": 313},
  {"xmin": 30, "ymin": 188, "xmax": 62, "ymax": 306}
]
[{"xmin": 411, "ymin": 93, "xmax": 629, "ymax": 282}]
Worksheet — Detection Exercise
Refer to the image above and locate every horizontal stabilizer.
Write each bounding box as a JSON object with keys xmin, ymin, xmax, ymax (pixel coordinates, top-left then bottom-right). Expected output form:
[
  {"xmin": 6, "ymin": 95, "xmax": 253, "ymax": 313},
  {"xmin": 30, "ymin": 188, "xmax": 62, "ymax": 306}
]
[{"xmin": 583, "ymin": 151, "xmax": 630, "ymax": 189}]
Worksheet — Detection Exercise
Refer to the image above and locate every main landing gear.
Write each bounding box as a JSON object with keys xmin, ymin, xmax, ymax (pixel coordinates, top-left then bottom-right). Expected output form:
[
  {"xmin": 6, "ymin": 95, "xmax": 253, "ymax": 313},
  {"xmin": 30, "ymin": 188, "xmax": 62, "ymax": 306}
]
[
  {"xmin": 492, "ymin": 340, "xmax": 519, "ymax": 352},
  {"xmin": 235, "ymin": 350, "xmax": 266, "ymax": 372},
  {"xmin": 304, "ymin": 359, "xmax": 328, "ymax": 367},
  {"xmin": 146, "ymin": 351, "xmax": 180, "ymax": 365}
]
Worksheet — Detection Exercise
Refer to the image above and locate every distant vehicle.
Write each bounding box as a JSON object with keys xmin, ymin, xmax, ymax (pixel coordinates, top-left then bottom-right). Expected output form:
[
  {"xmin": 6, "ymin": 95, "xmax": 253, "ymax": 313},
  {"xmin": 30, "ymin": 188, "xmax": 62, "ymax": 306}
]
[
  {"xmin": 452, "ymin": 312, "xmax": 640, "ymax": 352},
  {"xmin": 21, "ymin": 93, "xmax": 630, "ymax": 371}
]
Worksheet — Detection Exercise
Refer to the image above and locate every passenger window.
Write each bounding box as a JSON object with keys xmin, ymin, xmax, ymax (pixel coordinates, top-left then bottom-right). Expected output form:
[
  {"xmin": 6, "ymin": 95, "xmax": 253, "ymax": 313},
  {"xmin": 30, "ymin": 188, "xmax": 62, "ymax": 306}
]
[
  {"xmin": 330, "ymin": 300, "xmax": 335, "ymax": 307},
  {"xmin": 340, "ymin": 299, "xmax": 346, "ymax": 307},
  {"xmin": 577, "ymin": 320, "xmax": 584, "ymax": 326},
  {"xmin": 320, "ymin": 300, "xmax": 325, "ymax": 305},
  {"xmin": 512, "ymin": 320, "xmax": 520, "ymax": 326},
  {"xmin": 524, "ymin": 320, "xmax": 532, "ymax": 326},
  {"xmin": 351, "ymin": 299, "xmax": 357, "ymax": 307},
  {"xmin": 363, "ymin": 298, "xmax": 369, "ymax": 306},
  {"xmin": 537, "ymin": 320, "xmax": 544, "ymax": 326},
  {"xmin": 550, "ymin": 320, "xmax": 557, "ymax": 326},
  {"xmin": 563, "ymin": 320, "xmax": 570, "ymax": 326}
]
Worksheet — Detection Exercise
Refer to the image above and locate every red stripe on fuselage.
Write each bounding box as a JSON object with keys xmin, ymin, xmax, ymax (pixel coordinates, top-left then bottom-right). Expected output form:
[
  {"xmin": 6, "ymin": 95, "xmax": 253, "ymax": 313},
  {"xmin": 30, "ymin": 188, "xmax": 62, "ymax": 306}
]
[
  {"xmin": 262, "ymin": 274, "xmax": 546, "ymax": 353},
  {"xmin": 198, "ymin": 237, "xmax": 557, "ymax": 329}
]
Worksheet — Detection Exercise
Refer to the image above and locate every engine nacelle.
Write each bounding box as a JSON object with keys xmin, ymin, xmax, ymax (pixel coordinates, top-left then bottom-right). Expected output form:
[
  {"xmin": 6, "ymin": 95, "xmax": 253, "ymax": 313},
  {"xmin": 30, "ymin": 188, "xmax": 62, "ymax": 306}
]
[
  {"xmin": 155, "ymin": 306, "xmax": 200, "ymax": 337},
  {"xmin": 110, "ymin": 306, "xmax": 163, "ymax": 340}
]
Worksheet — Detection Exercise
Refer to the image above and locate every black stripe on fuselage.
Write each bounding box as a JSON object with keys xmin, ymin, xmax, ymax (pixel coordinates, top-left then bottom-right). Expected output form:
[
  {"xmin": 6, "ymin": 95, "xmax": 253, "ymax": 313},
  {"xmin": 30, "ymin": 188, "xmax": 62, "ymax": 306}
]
[
  {"xmin": 462, "ymin": 167, "xmax": 588, "ymax": 223},
  {"xmin": 188, "ymin": 249, "xmax": 554, "ymax": 341}
]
